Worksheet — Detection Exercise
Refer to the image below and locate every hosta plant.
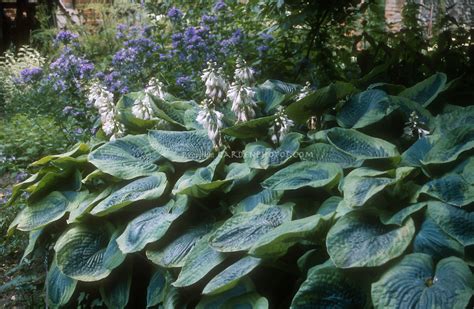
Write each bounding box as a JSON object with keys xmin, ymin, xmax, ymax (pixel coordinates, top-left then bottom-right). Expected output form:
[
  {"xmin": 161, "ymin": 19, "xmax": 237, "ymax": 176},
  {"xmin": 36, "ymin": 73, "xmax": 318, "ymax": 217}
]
[{"xmin": 7, "ymin": 72, "xmax": 474, "ymax": 308}]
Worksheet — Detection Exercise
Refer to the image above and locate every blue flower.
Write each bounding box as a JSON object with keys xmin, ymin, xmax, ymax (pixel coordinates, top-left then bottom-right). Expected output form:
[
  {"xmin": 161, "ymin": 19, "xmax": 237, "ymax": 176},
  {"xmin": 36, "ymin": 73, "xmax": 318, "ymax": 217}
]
[
  {"xmin": 54, "ymin": 30, "xmax": 79, "ymax": 45},
  {"xmin": 167, "ymin": 7, "xmax": 183, "ymax": 22},
  {"xmin": 260, "ymin": 32, "xmax": 273, "ymax": 41},
  {"xmin": 48, "ymin": 48, "xmax": 94, "ymax": 93},
  {"xmin": 176, "ymin": 75, "xmax": 193, "ymax": 88},
  {"xmin": 201, "ymin": 14, "xmax": 217, "ymax": 25},
  {"xmin": 17, "ymin": 67, "xmax": 43, "ymax": 84},
  {"xmin": 213, "ymin": 0, "xmax": 227, "ymax": 12}
]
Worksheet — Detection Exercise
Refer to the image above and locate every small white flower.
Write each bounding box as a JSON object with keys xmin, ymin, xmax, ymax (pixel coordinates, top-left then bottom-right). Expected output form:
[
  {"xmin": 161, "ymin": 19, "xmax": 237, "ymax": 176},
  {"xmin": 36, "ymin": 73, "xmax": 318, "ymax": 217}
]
[
  {"xmin": 227, "ymin": 82, "xmax": 257, "ymax": 122},
  {"xmin": 201, "ymin": 62, "xmax": 228, "ymax": 104},
  {"xmin": 234, "ymin": 57, "xmax": 255, "ymax": 84},
  {"xmin": 297, "ymin": 81, "xmax": 312, "ymax": 101},
  {"xmin": 269, "ymin": 106, "xmax": 294, "ymax": 144},
  {"xmin": 131, "ymin": 78, "xmax": 165, "ymax": 120},
  {"xmin": 145, "ymin": 78, "xmax": 165, "ymax": 99},
  {"xmin": 404, "ymin": 111, "xmax": 430, "ymax": 139},
  {"xmin": 197, "ymin": 99, "xmax": 225, "ymax": 147}
]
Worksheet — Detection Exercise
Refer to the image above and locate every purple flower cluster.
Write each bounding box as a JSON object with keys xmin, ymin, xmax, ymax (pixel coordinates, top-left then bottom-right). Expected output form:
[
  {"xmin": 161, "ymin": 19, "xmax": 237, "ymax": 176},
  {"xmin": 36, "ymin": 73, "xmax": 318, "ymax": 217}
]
[
  {"xmin": 220, "ymin": 29, "xmax": 244, "ymax": 55},
  {"xmin": 201, "ymin": 14, "xmax": 218, "ymax": 25},
  {"xmin": 176, "ymin": 75, "xmax": 193, "ymax": 89},
  {"xmin": 213, "ymin": 0, "xmax": 227, "ymax": 12},
  {"xmin": 48, "ymin": 48, "xmax": 94, "ymax": 93},
  {"xmin": 62, "ymin": 105, "xmax": 85, "ymax": 117},
  {"xmin": 167, "ymin": 7, "xmax": 183, "ymax": 22},
  {"xmin": 54, "ymin": 30, "xmax": 79, "ymax": 46},
  {"xmin": 16, "ymin": 67, "xmax": 43, "ymax": 84}
]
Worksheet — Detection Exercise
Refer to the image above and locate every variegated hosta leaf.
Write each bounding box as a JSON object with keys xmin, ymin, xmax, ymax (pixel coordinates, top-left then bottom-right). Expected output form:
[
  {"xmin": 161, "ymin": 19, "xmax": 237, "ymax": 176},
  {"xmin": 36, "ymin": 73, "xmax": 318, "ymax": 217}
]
[
  {"xmin": 54, "ymin": 224, "xmax": 125, "ymax": 282},
  {"xmin": 91, "ymin": 173, "xmax": 168, "ymax": 216},
  {"xmin": 67, "ymin": 188, "xmax": 114, "ymax": 223},
  {"xmin": 326, "ymin": 128, "xmax": 400, "ymax": 161},
  {"xmin": 31, "ymin": 143, "xmax": 89, "ymax": 167},
  {"xmin": 222, "ymin": 115, "xmax": 277, "ymax": 139},
  {"xmin": 100, "ymin": 264, "xmax": 132, "ymax": 309},
  {"xmin": 173, "ymin": 152, "xmax": 230, "ymax": 198},
  {"xmin": 249, "ymin": 213, "xmax": 334, "ymax": 259},
  {"xmin": 399, "ymin": 72, "xmax": 447, "ymax": 107},
  {"xmin": 262, "ymin": 162, "xmax": 342, "ymax": 191},
  {"xmin": 301, "ymin": 143, "xmax": 362, "ymax": 169},
  {"xmin": 337, "ymin": 89, "xmax": 393, "ymax": 128},
  {"xmin": 220, "ymin": 292, "xmax": 269, "ymax": 309},
  {"xmin": 380, "ymin": 202, "xmax": 427, "ymax": 226},
  {"xmin": 401, "ymin": 135, "xmax": 437, "ymax": 167},
  {"xmin": 146, "ymin": 270, "xmax": 167, "ymax": 308},
  {"xmin": 21, "ymin": 228, "xmax": 43, "ymax": 263},
  {"xmin": 244, "ymin": 133, "xmax": 303, "ymax": 169},
  {"xmin": 47, "ymin": 259, "xmax": 77, "ymax": 308},
  {"xmin": 196, "ymin": 280, "xmax": 255, "ymax": 309},
  {"xmin": 371, "ymin": 253, "xmax": 474, "ymax": 309},
  {"xmin": 148, "ymin": 130, "xmax": 213, "ymax": 163},
  {"xmin": 421, "ymin": 126, "xmax": 474, "ymax": 168},
  {"xmin": 146, "ymin": 224, "xmax": 211, "ymax": 268},
  {"xmin": 203, "ymin": 256, "xmax": 262, "ymax": 295},
  {"xmin": 116, "ymin": 195, "xmax": 189, "ymax": 254},
  {"xmin": 433, "ymin": 105, "xmax": 474, "ymax": 134},
  {"xmin": 291, "ymin": 261, "xmax": 368, "ymax": 309},
  {"xmin": 210, "ymin": 203, "xmax": 293, "ymax": 252},
  {"xmin": 173, "ymin": 233, "xmax": 227, "ymax": 288},
  {"xmin": 326, "ymin": 212, "xmax": 415, "ymax": 268},
  {"xmin": 416, "ymin": 173, "xmax": 474, "ymax": 207},
  {"xmin": 413, "ymin": 216, "xmax": 464, "ymax": 260},
  {"xmin": 231, "ymin": 189, "xmax": 283, "ymax": 214},
  {"xmin": 223, "ymin": 162, "xmax": 258, "ymax": 193},
  {"xmin": 9, "ymin": 191, "xmax": 68, "ymax": 232},
  {"xmin": 88, "ymin": 134, "xmax": 161, "ymax": 180},
  {"xmin": 426, "ymin": 202, "xmax": 474, "ymax": 247},
  {"xmin": 286, "ymin": 84, "xmax": 336, "ymax": 124}
]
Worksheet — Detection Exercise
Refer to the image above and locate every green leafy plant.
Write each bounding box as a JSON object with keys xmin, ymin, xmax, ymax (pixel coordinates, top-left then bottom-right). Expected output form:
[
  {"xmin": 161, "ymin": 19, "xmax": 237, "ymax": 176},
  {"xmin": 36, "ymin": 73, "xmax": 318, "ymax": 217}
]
[{"xmin": 7, "ymin": 72, "xmax": 474, "ymax": 308}]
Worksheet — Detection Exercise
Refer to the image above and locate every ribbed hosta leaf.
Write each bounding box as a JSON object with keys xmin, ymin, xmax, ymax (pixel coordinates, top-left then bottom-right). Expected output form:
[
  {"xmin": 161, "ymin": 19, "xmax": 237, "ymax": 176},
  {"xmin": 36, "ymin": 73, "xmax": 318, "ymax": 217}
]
[
  {"xmin": 249, "ymin": 213, "xmax": 334, "ymax": 259},
  {"xmin": 326, "ymin": 128, "xmax": 400, "ymax": 161},
  {"xmin": 413, "ymin": 216, "xmax": 464, "ymax": 260},
  {"xmin": 150, "ymin": 96, "xmax": 191, "ymax": 127},
  {"xmin": 255, "ymin": 85, "xmax": 286, "ymax": 113},
  {"xmin": 146, "ymin": 270, "xmax": 166, "ymax": 308},
  {"xmin": 54, "ymin": 224, "xmax": 125, "ymax": 281},
  {"xmin": 203, "ymin": 256, "xmax": 261, "ymax": 295},
  {"xmin": 116, "ymin": 196, "xmax": 189, "ymax": 253},
  {"xmin": 222, "ymin": 116, "xmax": 277, "ymax": 139},
  {"xmin": 337, "ymin": 89, "xmax": 393, "ymax": 128},
  {"xmin": 146, "ymin": 224, "xmax": 211, "ymax": 268},
  {"xmin": 223, "ymin": 162, "xmax": 258, "ymax": 192},
  {"xmin": 433, "ymin": 105, "xmax": 474, "ymax": 134},
  {"xmin": 422, "ymin": 126, "xmax": 474, "ymax": 167},
  {"xmin": 148, "ymin": 130, "xmax": 213, "ymax": 163},
  {"xmin": 99, "ymin": 264, "xmax": 132, "ymax": 309},
  {"xmin": 221, "ymin": 292, "xmax": 269, "ymax": 308},
  {"xmin": 244, "ymin": 133, "xmax": 303, "ymax": 169},
  {"xmin": 210, "ymin": 203, "xmax": 293, "ymax": 252},
  {"xmin": 286, "ymin": 84, "xmax": 336, "ymax": 124},
  {"xmin": 173, "ymin": 152, "xmax": 229, "ymax": 197},
  {"xmin": 291, "ymin": 261, "xmax": 368, "ymax": 309},
  {"xmin": 262, "ymin": 162, "xmax": 342, "ymax": 191},
  {"xmin": 326, "ymin": 212, "xmax": 415, "ymax": 268},
  {"xmin": 417, "ymin": 173, "xmax": 474, "ymax": 207},
  {"xmin": 381, "ymin": 202, "xmax": 427, "ymax": 226},
  {"xmin": 31, "ymin": 143, "xmax": 89, "ymax": 167},
  {"xmin": 427, "ymin": 202, "xmax": 474, "ymax": 246},
  {"xmin": 399, "ymin": 72, "xmax": 447, "ymax": 107},
  {"xmin": 10, "ymin": 191, "xmax": 68, "ymax": 232},
  {"xmin": 67, "ymin": 188, "xmax": 114, "ymax": 223},
  {"xmin": 91, "ymin": 173, "xmax": 168, "ymax": 216},
  {"xmin": 196, "ymin": 280, "xmax": 254, "ymax": 309},
  {"xmin": 88, "ymin": 134, "xmax": 161, "ymax": 180},
  {"xmin": 371, "ymin": 253, "xmax": 474, "ymax": 309},
  {"xmin": 231, "ymin": 189, "xmax": 283, "ymax": 214},
  {"xmin": 47, "ymin": 259, "xmax": 77, "ymax": 308},
  {"xmin": 173, "ymin": 233, "xmax": 227, "ymax": 287},
  {"xmin": 401, "ymin": 135, "xmax": 436, "ymax": 167},
  {"xmin": 301, "ymin": 143, "xmax": 362, "ymax": 169},
  {"xmin": 21, "ymin": 228, "xmax": 43, "ymax": 262}
]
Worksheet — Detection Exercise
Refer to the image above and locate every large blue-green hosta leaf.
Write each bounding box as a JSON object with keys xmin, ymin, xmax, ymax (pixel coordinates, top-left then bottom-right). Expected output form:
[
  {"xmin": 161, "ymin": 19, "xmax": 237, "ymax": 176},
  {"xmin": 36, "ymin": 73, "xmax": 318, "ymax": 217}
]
[
  {"xmin": 337, "ymin": 89, "xmax": 393, "ymax": 128},
  {"xmin": 244, "ymin": 132, "xmax": 303, "ymax": 169},
  {"xmin": 326, "ymin": 212, "xmax": 415, "ymax": 268},
  {"xmin": 371, "ymin": 253, "xmax": 473, "ymax": 309},
  {"xmin": 88, "ymin": 135, "xmax": 161, "ymax": 180},
  {"xmin": 301, "ymin": 143, "xmax": 362, "ymax": 169},
  {"xmin": 116, "ymin": 195, "xmax": 189, "ymax": 253},
  {"xmin": 99, "ymin": 264, "xmax": 132, "ymax": 309},
  {"xmin": 416, "ymin": 173, "xmax": 474, "ymax": 207},
  {"xmin": 173, "ymin": 233, "xmax": 227, "ymax": 287},
  {"xmin": 146, "ymin": 270, "xmax": 167, "ymax": 307},
  {"xmin": 399, "ymin": 72, "xmax": 447, "ymax": 107},
  {"xmin": 91, "ymin": 173, "xmax": 168, "ymax": 216},
  {"xmin": 222, "ymin": 116, "xmax": 277, "ymax": 139},
  {"xmin": 47, "ymin": 259, "xmax": 77, "ymax": 308},
  {"xmin": 210, "ymin": 203, "xmax": 293, "ymax": 252},
  {"xmin": 421, "ymin": 126, "xmax": 474, "ymax": 168},
  {"xmin": 401, "ymin": 135, "xmax": 437, "ymax": 167},
  {"xmin": 203, "ymin": 256, "xmax": 262, "ymax": 295},
  {"xmin": 291, "ymin": 261, "xmax": 368, "ymax": 309},
  {"xmin": 31, "ymin": 143, "xmax": 89, "ymax": 167},
  {"xmin": 220, "ymin": 292, "xmax": 269, "ymax": 308},
  {"xmin": 433, "ymin": 105, "xmax": 474, "ymax": 134},
  {"xmin": 381, "ymin": 202, "xmax": 427, "ymax": 226},
  {"xmin": 54, "ymin": 224, "xmax": 125, "ymax": 281},
  {"xmin": 426, "ymin": 202, "xmax": 474, "ymax": 246},
  {"xmin": 148, "ymin": 130, "xmax": 213, "ymax": 163},
  {"xmin": 9, "ymin": 191, "xmax": 68, "ymax": 233},
  {"xmin": 146, "ymin": 224, "xmax": 211, "ymax": 268},
  {"xmin": 249, "ymin": 213, "xmax": 334, "ymax": 259},
  {"xmin": 325, "ymin": 128, "xmax": 400, "ymax": 162},
  {"xmin": 262, "ymin": 162, "xmax": 342, "ymax": 191},
  {"xmin": 286, "ymin": 84, "xmax": 336, "ymax": 124},
  {"xmin": 231, "ymin": 189, "xmax": 283, "ymax": 214},
  {"xmin": 196, "ymin": 280, "xmax": 255, "ymax": 309}
]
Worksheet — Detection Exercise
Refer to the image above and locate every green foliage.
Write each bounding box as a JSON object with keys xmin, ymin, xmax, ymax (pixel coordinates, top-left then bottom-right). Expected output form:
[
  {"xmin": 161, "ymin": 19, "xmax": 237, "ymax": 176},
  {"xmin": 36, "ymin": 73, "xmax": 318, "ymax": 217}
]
[{"xmin": 7, "ymin": 72, "xmax": 474, "ymax": 308}]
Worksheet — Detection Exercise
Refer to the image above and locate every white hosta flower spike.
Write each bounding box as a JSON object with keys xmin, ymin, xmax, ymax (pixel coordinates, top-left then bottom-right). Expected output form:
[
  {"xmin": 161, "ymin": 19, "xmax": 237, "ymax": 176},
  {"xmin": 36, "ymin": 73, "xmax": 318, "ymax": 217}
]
[
  {"xmin": 197, "ymin": 99, "xmax": 225, "ymax": 147},
  {"xmin": 201, "ymin": 62, "xmax": 228, "ymax": 104},
  {"xmin": 228, "ymin": 82, "xmax": 257, "ymax": 122},
  {"xmin": 269, "ymin": 106, "xmax": 294, "ymax": 144},
  {"xmin": 234, "ymin": 57, "xmax": 255, "ymax": 84},
  {"xmin": 404, "ymin": 111, "xmax": 430, "ymax": 139},
  {"xmin": 297, "ymin": 81, "xmax": 312, "ymax": 101},
  {"xmin": 131, "ymin": 78, "xmax": 164, "ymax": 120}
]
